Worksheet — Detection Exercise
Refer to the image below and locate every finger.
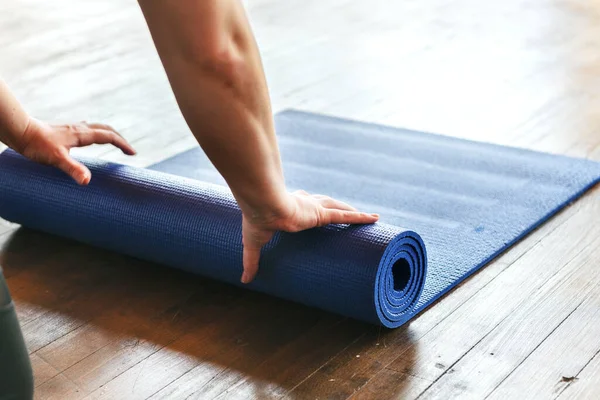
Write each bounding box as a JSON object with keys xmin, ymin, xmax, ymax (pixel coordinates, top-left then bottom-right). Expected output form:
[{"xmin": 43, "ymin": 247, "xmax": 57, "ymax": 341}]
[
  {"xmin": 317, "ymin": 209, "xmax": 379, "ymax": 226},
  {"xmin": 317, "ymin": 197, "xmax": 358, "ymax": 212},
  {"xmin": 77, "ymin": 129, "xmax": 136, "ymax": 155},
  {"xmin": 241, "ymin": 218, "xmax": 275, "ymax": 283},
  {"xmin": 55, "ymin": 154, "xmax": 92, "ymax": 185},
  {"xmin": 293, "ymin": 189, "xmax": 310, "ymax": 196},
  {"xmin": 242, "ymin": 244, "xmax": 261, "ymax": 284}
]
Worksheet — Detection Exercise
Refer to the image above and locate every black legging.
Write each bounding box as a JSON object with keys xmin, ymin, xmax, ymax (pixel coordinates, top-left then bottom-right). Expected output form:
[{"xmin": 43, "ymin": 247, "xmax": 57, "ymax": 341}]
[{"xmin": 0, "ymin": 267, "xmax": 33, "ymax": 400}]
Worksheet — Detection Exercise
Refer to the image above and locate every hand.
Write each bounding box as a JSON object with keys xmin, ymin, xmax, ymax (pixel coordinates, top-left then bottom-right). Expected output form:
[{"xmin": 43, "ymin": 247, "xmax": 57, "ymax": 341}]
[
  {"xmin": 241, "ymin": 190, "xmax": 379, "ymax": 283},
  {"xmin": 15, "ymin": 118, "xmax": 136, "ymax": 185}
]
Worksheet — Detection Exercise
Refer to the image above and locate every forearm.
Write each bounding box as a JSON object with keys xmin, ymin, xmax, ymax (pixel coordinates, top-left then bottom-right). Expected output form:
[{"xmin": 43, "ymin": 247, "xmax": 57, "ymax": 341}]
[
  {"xmin": 138, "ymin": 0, "xmax": 287, "ymax": 216},
  {"xmin": 0, "ymin": 78, "xmax": 30, "ymax": 151}
]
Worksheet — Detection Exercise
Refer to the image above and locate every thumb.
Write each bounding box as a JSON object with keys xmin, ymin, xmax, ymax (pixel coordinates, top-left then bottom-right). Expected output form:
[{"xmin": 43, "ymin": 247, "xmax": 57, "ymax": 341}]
[
  {"xmin": 55, "ymin": 153, "xmax": 91, "ymax": 185},
  {"xmin": 242, "ymin": 243, "xmax": 262, "ymax": 284},
  {"xmin": 241, "ymin": 220, "xmax": 275, "ymax": 284}
]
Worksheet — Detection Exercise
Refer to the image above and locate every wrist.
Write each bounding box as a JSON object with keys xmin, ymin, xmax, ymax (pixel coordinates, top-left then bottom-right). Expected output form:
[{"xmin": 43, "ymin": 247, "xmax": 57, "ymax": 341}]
[
  {"xmin": 234, "ymin": 182, "xmax": 292, "ymax": 223},
  {"xmin": 0, "ymin": 112, "xmax": 31, "ymax": 153},
  {"xmin": 7, "ymin": 116, "xmax": 39, "ymax": 155},
  {"xmin": 2, "ymin": 116, "xmax": 33, "ymax": 154}
]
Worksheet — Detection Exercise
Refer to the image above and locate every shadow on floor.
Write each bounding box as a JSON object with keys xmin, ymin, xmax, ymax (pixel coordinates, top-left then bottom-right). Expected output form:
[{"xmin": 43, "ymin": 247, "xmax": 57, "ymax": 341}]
[{"xmin": 0, "ymin": 227, "xmax": 418, "ymax": 399}]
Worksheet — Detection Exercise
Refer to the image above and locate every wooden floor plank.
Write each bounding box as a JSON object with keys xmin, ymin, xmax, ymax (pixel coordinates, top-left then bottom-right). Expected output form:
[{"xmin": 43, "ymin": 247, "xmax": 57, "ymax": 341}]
[
  {"xmin": 6, "ymin": 236, "xmax": 199, "ymax": 356},
  {"xmin": 350, "ymin": 369, "xmax": 431, "ymax": 400},
  {"xmin": 30, "ymin": 268, "xmax": 245, "ymax": 397},
  {"xmin": 487, "ymin": 284, "xmax": 600, "ymax": 399},
  {"xmin": 79, "ymin": 295, "xmax": 336, "ymax": 400},
  {"xmin": 556, "ymin": 349, "xmax": 600, "ymax": 400},
  {"xmin": 416, "ymin": 203, "xmax": 600, "ymax": 398},
  {"xmin": 34, "ymin": 373, "xmax": 83, "ymax": 400},
  {"xmin": 80, "ymin": 307, "xmax": 260, "ymax": 399},
  {"xmin": 30, "ymin": 354, "xmax": 61, "ymax": 389},
  {"xmin": 207, "ymin": 318, "xmax": 364, "ymax": 400},
  {"xmin": 147, "ymin": 317, "xmax": 354, "ymax": 399}
]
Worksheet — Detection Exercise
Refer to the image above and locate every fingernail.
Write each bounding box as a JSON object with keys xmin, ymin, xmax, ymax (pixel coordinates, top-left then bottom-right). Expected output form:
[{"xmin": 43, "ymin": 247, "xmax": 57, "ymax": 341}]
[
  {"xmin": 371, "ymin": 213, "xmax": 379, "ymax": 218},
  {"xmin": 241, "ymin": 272, "xmax": 249, "ymax": 284}
]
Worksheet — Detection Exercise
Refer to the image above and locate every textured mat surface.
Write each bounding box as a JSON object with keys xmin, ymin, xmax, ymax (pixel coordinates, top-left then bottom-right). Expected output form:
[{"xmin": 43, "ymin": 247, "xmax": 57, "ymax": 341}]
[{"xmin": 1, "ymin": 110, "xmax": 599, "ymax": 328}]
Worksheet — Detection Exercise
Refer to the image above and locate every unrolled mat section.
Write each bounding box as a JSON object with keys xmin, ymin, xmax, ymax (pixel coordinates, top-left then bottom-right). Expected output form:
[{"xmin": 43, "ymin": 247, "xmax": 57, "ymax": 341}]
[{"xmin": 0, "ymin": 148, "xmax": 426, "ymax": 328}]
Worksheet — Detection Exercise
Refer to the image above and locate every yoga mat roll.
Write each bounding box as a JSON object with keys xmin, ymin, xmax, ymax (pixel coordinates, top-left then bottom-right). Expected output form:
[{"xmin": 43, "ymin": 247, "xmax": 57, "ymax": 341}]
[
  {"xmin": 2, "ymin": 110, "xmax": 600, "ymax": 329},
  {"xmin": 0, "ymin": 149, "xmax": 427, "ymax": 328}
]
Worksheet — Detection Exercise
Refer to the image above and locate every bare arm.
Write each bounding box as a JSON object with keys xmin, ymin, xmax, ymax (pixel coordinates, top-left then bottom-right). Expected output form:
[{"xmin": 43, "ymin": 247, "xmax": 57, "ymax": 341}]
[
  {"xmin": 139, "ymin": 0, "xmax": 379, "ymax": 283},
  {"xmin": 137, "ymin": 0, "xmax": 285, "ymax": 218},
  {"xmin": 0, "ymin": 79, "xmax": 30, "ymax": 151},
  {"xmin": 0, "ymin": 78, "xmax": 135, "ymax": 184}
]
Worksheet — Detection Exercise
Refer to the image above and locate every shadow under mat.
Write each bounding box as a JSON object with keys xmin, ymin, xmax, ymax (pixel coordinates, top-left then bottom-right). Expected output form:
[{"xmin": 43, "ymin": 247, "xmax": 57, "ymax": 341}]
[{"xmin": 1, "ymin": 227, "xmax": 418, "ymax": 399}]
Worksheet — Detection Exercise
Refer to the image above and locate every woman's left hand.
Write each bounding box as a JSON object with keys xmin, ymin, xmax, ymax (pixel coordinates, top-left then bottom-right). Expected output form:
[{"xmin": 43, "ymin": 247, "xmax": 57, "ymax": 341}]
[{"xmin": 14, "ymin": 118, "xmax": 136, "ymax": 185}]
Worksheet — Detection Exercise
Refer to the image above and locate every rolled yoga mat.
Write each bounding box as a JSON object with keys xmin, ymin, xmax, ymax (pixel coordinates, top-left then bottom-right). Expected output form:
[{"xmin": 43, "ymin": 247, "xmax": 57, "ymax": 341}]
[{"xmin": 1, "ymin": 110, "xmax": 599, "ymax": 328}]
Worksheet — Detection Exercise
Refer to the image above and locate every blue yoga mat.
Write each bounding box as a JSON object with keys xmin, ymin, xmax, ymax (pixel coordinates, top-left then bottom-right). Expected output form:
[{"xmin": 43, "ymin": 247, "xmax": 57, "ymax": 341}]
[{"xmin": 0, "ymin": 110, "xmax": 599, "ymax": 328}]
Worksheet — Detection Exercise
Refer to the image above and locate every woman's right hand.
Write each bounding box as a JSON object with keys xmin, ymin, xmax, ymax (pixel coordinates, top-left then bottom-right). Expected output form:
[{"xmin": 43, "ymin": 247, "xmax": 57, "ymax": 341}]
[{"xmin": 240, "ymin": 190, "xmax": 379, "ymax": 284}]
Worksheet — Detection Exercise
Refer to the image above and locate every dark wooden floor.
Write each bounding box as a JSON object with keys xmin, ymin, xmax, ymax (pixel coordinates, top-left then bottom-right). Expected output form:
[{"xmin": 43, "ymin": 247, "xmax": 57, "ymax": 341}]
[{"xmin": 2, "ymin": 0, "xmax": 600, "ymax": 398}]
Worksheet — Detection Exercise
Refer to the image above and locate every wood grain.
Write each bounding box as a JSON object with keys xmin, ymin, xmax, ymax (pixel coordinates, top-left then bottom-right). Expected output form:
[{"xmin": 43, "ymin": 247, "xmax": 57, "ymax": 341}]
[
  {"xmin": 2, "ymin": 0, "xmax": 600, "ymax": 399},
  {"xmin": 417, "ymin": 200, "xmax": 600, "ymax": 399},
  {"xmin": 556, "ymin": 348, "xmax": 600, "ymax": 400},
  {"xmin": 487, "ymin": 281, "xmax": 600, "ymax": 399}
]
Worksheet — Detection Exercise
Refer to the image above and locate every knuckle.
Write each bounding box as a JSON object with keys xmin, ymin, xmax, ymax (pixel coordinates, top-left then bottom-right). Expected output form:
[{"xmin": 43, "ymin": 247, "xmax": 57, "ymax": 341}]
[
  {"xmin": 68, "ymin": 124, "xmax": 79, "ymax": 133},
  {"xmin": 315, "ymin": 209, "xmax": 326, "ymax": 227},
  {"xmin": 51, "ymin": 147, "xmax": 64, "ymax": 161},
  {"xmin": 70, "ymin": 124, "xmax": 84, "ymax": 141}
]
